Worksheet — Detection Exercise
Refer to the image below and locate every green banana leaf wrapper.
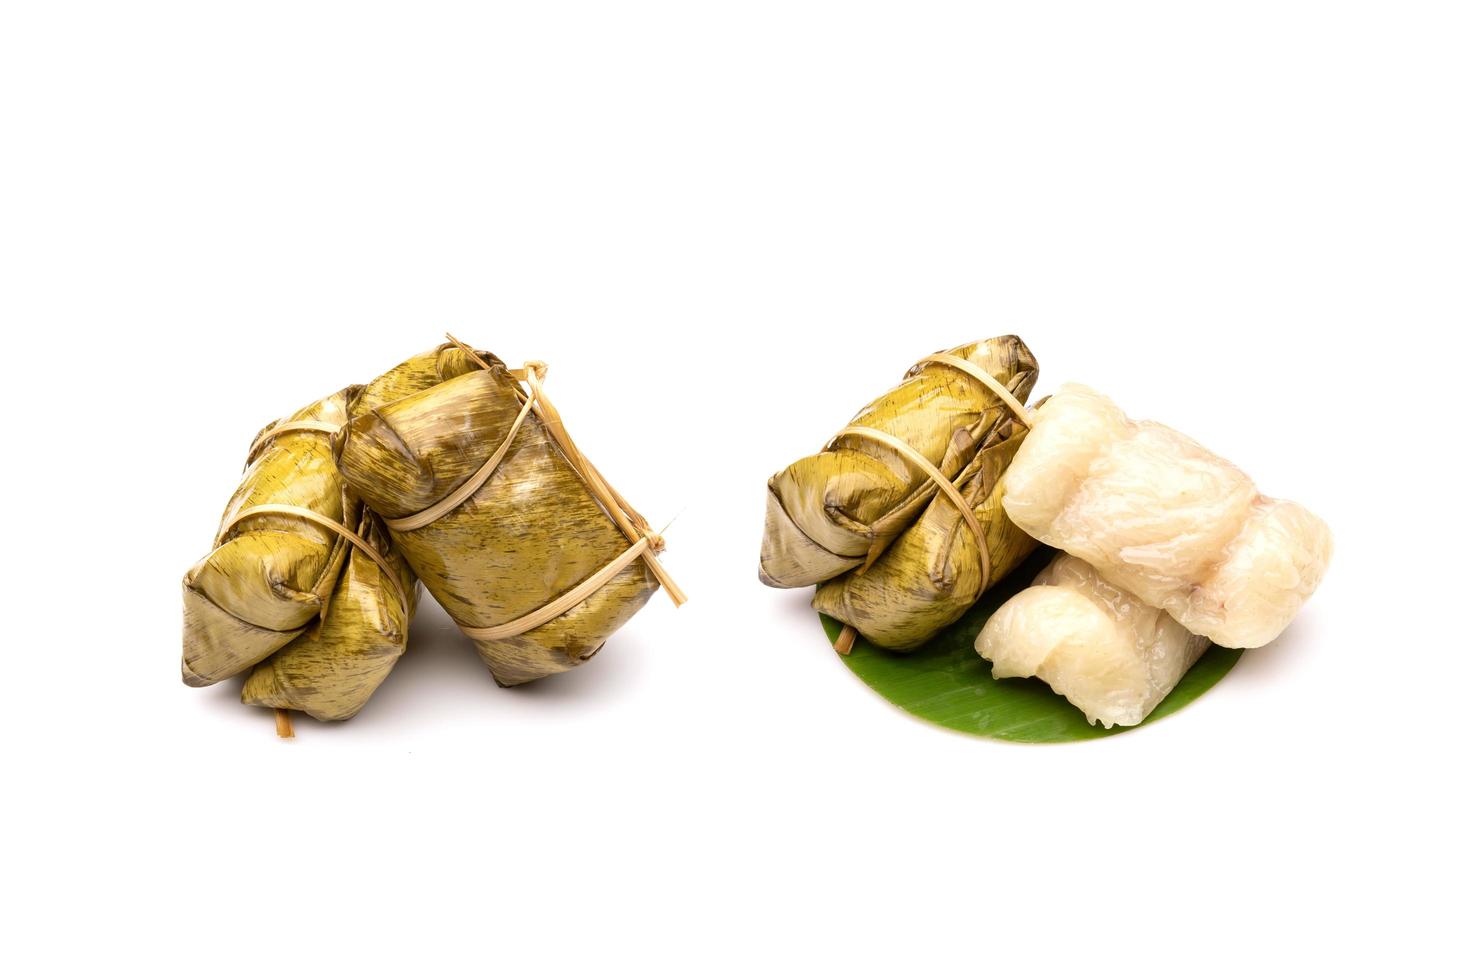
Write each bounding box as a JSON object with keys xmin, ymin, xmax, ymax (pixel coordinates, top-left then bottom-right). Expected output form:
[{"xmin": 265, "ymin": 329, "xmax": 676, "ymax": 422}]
[
  {"xmin": 334, "ymin": 355, "xmax": 659, "ymax": 687},
  {"xmin": 180, "ymin": 345, "xmax": 480, "ymax": 692},
  {"xmin": 759, "ymin": 336, "xmax": 1038, "ymax": 589},
  {"xmin": 812, "ymin": 420, "xmax": 1037, "ymax": 650}
]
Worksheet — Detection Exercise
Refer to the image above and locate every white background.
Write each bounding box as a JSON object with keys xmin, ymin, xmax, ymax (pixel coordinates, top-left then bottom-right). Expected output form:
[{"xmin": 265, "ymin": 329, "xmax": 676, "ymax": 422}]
[{"xmin": 3, "ymin": 2, "xmax": 1466, "ymax": 977}]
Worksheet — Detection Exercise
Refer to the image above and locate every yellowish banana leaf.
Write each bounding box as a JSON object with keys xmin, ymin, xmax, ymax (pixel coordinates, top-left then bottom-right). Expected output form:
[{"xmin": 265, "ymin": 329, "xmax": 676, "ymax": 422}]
[
  {"xmin": 241, "ymin": 509, "xmax": 417, "ymax": 721},
  {"xmin": 760, "ymin": 336, "xmax": 1038, "ymax": 588},
  {"xmin": 334, "ymin": 349, "xmax": 668, "ymax": 687},
  {"xmin": 812, "ymin": 421, "xmax": 1036, "ymax": 650},
  {"xmin": 180, "ymin": 345, "xmax": 479, "ymax": 689},
  {"xmin": 181, "ymin": 388, "xmax": 357, "ymax": 686},
  {"xmin": 352, "ymin": 341, "xmax": 490, "ymax": 411}
]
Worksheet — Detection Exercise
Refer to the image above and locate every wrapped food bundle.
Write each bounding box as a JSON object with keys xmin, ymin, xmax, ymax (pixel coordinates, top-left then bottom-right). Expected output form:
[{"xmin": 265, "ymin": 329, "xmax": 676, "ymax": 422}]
[
  {"xmin": 812, "ymin": 418, "xmax": 1036, "ymax": 650},
  {"xmin": 975, "ymin": 554, "xmax": 1211, "ymax": 728},
  {"xmin": 760, "ymin": 337, "xmax": 1038, "ymax": 589},
  {"xmin": 181, "ymin": 344, "xmax": 486, "ymax": 691},
  {"xmin": 241, "ymin": 509, "xmax": 416, "ymax": 721},
  {"xmin": 335, "ymin": 339, "xmax": 685, "ymax": 688},
  {"xmin": 182, "ymin": 340, "xmax": 667, "ymax": 731},
  {"xmin": 1002, "ymin": 384, "xmax": 1333, "ymax": 649},
  {"xmin": 181, "ymin": 387, "xmax": 359, "ymax": 688}
]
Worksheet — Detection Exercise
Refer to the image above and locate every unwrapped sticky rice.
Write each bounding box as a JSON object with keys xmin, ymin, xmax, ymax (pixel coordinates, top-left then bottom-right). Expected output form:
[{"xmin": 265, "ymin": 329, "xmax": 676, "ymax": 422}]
[
  {"xmin": 1002, "ymin": 384, "xmax": 1332, "ymax": 649},
  {"xmin": 976, "ymin": 554, "xmax": 1211, "ymax": 728}
]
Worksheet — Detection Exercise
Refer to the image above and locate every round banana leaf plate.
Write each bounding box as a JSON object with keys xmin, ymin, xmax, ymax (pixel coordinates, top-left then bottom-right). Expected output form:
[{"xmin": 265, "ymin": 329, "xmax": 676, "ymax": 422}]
[{"xmin": 821, "ymin": 549, "xmax": 1243, "ymax": 743}]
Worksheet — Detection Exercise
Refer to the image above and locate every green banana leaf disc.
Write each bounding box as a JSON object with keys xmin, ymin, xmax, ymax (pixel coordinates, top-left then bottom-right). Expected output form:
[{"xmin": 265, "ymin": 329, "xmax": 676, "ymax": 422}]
[{"xmin": 823, "ymin": 549, "xmax": 1243, "ymax": 742}]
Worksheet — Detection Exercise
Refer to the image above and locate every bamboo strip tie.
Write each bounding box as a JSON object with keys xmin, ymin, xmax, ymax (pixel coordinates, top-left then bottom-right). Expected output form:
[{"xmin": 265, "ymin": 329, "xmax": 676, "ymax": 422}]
[
  {"xmin": 220, "ymin": 504, "xmax": 411, "ymax": 620},
  {"xmin": 460, "ymin": 537, "xmax": 656, "ymax": 641},
  {"xmin": 382, "ymin": 335, "xmax": 686, "ymax": 643},
  {"xmin": 913, "ymin": 352, "xmax": 1035, "ymax": 427},
  {"xmin": 833, "ymin": 425, "xmax": 993, "ymax": 591},
  {"xmin": 826, "ymin": 354, "xmax": 1031, "ymax": 654},
  {"xmin": 246, "ymin": 419, "xmax": 341, "ymax": 463}
]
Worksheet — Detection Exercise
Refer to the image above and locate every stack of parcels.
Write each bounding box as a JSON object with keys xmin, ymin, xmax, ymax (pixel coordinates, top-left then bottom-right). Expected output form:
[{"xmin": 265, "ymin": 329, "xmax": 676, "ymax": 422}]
[
  {"xmin": 759, "ymin": 336, "xmax": 1042, "ymax": 650},
  {"xmin": 182, "ymin": 339, "xmax": 683, "ymax": 734}
]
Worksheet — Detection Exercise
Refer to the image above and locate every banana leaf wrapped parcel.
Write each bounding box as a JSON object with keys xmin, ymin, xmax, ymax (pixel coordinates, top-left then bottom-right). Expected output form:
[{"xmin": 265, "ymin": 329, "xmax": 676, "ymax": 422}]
[
  {"xmin": 181, "ymin": 344, "xmax": 479, "ymax": 703},
  {"xmin": 759, "ymin": 337, "xmax": 1038, "ymax": 589},
  {"xmin": 181, "ymin": 387, "xmax": 359, "ymax": 687},
  {"xmin": 813, "ymin": 418, "xmax": 1036, "ymax": 650},
  {"xmin": 334, "ymin": 338, "xmax": 685, "ymax": 687},
  {"xmin": 240, "ymin": 509, "xmax": 416, "ymax": 721}
]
